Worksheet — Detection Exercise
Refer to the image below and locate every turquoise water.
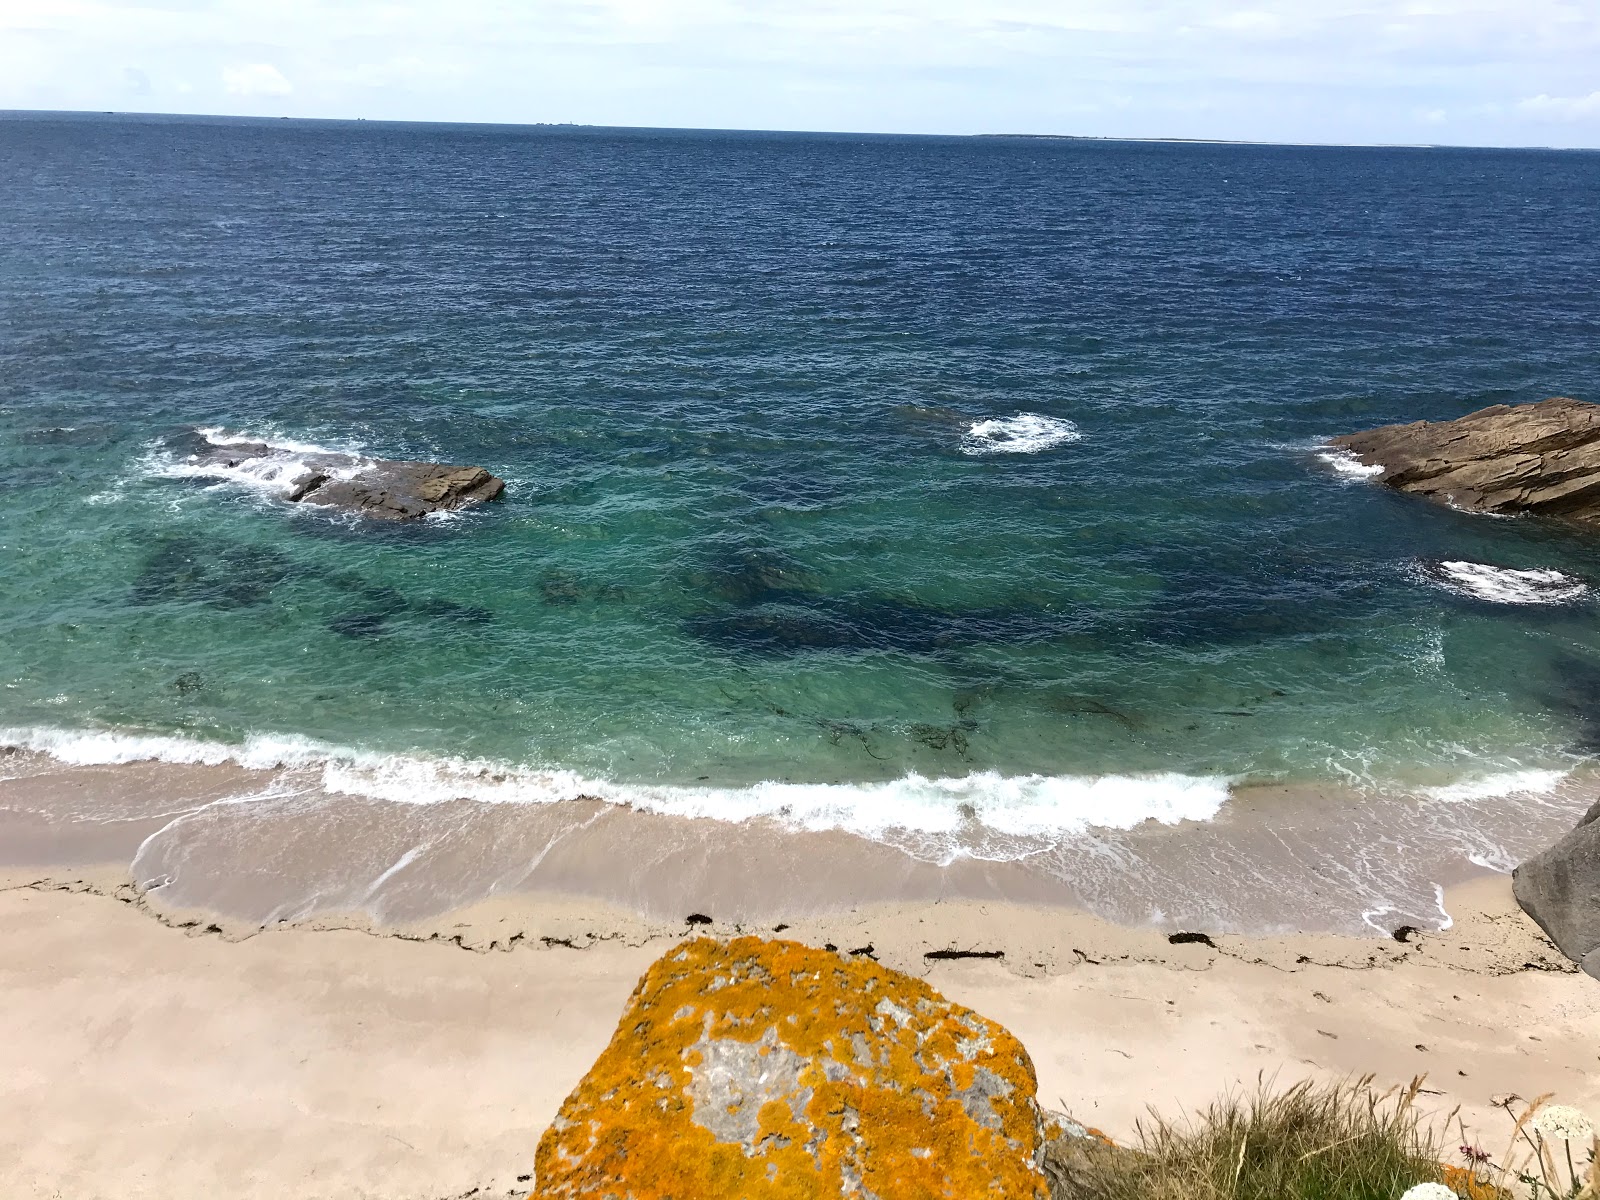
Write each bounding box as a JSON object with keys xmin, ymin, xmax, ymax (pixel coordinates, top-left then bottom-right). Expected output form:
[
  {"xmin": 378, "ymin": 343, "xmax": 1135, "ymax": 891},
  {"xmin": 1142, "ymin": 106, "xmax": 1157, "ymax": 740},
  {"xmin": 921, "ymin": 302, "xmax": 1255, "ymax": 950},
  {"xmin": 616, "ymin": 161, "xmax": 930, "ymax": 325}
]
[{"xmin": 3, "ymin": 113, "xmax": 1600, "ymax": 840}]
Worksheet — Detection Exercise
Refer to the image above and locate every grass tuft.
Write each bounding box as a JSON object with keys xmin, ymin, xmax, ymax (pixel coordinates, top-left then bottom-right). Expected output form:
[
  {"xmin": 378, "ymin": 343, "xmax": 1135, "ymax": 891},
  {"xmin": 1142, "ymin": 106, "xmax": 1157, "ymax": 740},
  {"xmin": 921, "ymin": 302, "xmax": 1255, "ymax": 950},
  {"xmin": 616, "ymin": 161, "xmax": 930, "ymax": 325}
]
[{"xmin": 1044, "ymin": 1075, "xmax": 1446, "ymax": 1200}]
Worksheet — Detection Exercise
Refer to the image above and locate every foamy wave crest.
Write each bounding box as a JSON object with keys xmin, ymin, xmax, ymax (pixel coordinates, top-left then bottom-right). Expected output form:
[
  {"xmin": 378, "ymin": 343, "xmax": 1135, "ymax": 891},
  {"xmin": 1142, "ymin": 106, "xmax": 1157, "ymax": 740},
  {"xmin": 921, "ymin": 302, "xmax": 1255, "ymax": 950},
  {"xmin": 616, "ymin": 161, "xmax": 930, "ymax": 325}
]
[
  {"xmin": 961, "ymin": 413, "xmax": 1083, "ymax": 456},
  {"xmin": 143, "ymin": 426, "xmax": 372, "ymax": 501},
  {"xmin": 0, "ymin": 725, "xmax": 1231, "ymax": 846},
  {"xmin": 1421, "ymin": 768, "xmax": 1570, "ymax": 804},
  {"xmin": 1316, "ymin": 448, "xmax": 1385, "ymax": 479},
  {"xmin": 192, "ymin": 425, "xmax": 358, "ymax": 457},
  {"xmin": 0, "ymin": 725, "xmax": 331, "ymax": 770},
  {"xmin": 1413, "ymin": 560, "xmax": 1590, "ymax": 605}
]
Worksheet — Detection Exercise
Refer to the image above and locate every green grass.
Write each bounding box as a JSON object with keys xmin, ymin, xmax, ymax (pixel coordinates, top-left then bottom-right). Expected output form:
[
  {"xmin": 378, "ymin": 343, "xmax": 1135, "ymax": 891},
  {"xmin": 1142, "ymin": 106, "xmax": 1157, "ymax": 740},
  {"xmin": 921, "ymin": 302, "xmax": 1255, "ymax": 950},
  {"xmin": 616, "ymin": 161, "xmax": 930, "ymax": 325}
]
[{"xmin": 1044, "ymin": 1076, "xmax": 1446, "ymax": 1200}]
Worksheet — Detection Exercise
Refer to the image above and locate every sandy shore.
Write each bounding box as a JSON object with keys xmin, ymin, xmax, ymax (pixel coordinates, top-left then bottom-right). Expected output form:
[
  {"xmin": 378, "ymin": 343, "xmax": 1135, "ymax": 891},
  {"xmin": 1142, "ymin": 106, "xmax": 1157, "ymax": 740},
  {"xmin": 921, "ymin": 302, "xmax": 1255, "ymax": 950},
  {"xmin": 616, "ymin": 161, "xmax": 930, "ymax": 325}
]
[{"xmin": 3, "ymin": 869, "xmax": 1596, "ymax": 1200}]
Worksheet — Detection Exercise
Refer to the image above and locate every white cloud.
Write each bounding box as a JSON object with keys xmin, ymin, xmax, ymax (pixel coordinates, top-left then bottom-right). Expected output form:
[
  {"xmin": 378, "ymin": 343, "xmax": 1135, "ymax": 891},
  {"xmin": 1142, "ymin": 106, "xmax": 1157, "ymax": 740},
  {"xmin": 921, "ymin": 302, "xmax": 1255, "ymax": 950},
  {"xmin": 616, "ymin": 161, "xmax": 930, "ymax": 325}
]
[
  {"xmin": 0, "ymin": 0, "xmax": 1597, "ymax": 145},
  {"xmin": 1517, "ymin": 90, "xmax": 1600, "ymax": 120},
  {"xmin": 222, "ymin": 62, "xmax": 292, "ymax": 96}
]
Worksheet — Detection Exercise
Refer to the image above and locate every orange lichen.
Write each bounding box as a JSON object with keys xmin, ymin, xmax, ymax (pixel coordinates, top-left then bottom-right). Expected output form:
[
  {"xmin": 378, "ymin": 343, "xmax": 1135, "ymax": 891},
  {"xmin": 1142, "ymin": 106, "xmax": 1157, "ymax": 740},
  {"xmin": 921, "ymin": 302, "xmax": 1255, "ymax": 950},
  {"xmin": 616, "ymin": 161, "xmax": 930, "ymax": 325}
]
[
  {"xmin": 532, "ymin": 936, "xmax": 1048, "ymax": 1199},
  {"xmin": 1441, "ymin": 1163, "xmax": 1510, "ymax": 1200}
]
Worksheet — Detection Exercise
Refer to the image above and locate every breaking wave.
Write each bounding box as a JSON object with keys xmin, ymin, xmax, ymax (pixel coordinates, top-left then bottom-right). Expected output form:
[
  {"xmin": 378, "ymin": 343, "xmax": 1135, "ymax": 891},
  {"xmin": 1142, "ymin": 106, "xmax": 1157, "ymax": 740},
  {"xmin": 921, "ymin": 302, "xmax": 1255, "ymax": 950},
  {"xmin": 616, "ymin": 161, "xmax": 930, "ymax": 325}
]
[
  {"xmin": 1316, "ymin": 448, "xmax": 1385, "ymax": 479},
  {"xmin": 961, "ymin": 413, "xmax": 1083, "ymax": 456},
  {"xmin": 143, "ymin": 426, "xmax": 372, "ymax": 501},
  {"xmin": 0, "ymin": 724, "xmax": 1230, "ymax": 849},
  {"xmin": 1413, "ymin": 560, "xmax": 1590, "ymax": 605},
  {"xmin": 1419, "ymin": 768, "xmax": 1570, "ymax": 803}
]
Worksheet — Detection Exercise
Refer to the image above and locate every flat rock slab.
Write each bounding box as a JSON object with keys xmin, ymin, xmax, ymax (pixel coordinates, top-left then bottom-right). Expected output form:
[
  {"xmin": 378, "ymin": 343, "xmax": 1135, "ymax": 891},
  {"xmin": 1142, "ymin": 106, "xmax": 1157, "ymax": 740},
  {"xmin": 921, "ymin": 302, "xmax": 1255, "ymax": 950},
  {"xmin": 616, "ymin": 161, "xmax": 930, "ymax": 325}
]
[
  {"xmin": 1331, "ymin": 396, "xmax": 1600, "ymax": 521},
  {"xmin": 178, "ymin": 433, "xmax": 505, "ymax": 521},
  {"xmin": 534, "ymin": 935, "xmax": 1049, "ymax": 1199},
  {"xmin": 299, "ymin": 463, "xmax": 504, "ymax": 521}
]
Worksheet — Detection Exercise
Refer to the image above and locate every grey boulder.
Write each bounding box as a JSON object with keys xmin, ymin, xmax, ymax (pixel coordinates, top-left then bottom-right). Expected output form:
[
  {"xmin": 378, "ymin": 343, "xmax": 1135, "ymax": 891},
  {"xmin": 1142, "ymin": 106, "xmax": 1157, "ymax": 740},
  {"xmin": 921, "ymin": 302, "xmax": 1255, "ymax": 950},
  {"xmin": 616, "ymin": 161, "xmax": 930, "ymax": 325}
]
[{"xmin": 1513, "ymin": 800, "xmax": 1600, "ymax": 980}]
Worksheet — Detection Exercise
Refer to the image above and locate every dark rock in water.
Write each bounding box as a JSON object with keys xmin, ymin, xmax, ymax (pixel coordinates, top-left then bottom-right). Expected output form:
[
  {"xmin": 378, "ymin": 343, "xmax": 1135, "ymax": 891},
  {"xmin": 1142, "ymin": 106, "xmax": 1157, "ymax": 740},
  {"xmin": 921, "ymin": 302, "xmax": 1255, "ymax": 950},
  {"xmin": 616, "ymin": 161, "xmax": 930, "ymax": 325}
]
[
  {"xmin": 172, "ymin": 671, "xmax": 204, "ymax": 696},
  {"xmin": 537, "ymin": 569, "xmax": 626, "ymax": 607},
  {"xmin": 131, "ymin": 538, "xmax": 294, "ymax": 610},
  {"xmin": 538, "ymin": 569, "xmax": 587, "ymax": 606},
  {"xmin": 688, "ymin": 592, "xmax": 1071, "ymax": 657},
  {"xmin": 1330, "ymin": 396, "xmax": 1600, "ymax": 521},
  {"xmin": 689, "ymin": 603, "xmax": 855, "ymax": 654},
  {"xmin": 20, "ymin": 425, "xmax": 114, "ymax": 447},
  {"xmin": 327, "ymin": 611, "xmax": 391, "ymax": 639},
  {"xmin": 170, "ymin": 429, "xmax": 505, "ymax": 521},
  {"xmin": 414, "ymin": 597, "xmax": 494, "ymax": 624},
  {"xmin": 351, "ymin": 584, "xmax": 409, "ymax": 615},
  {"xmin": 689, "ymin": 543, "xmax": 818, "ymax": 608},
  {"xmin": 1513, "ymin": 800, "xmax": 1600, "ymax": 979},
  {"xmin": 300, "ymin": 463, "xmax": 504, "ymax": 521},
  {"xmin": 285, "ymin": 472, "xmax": 330, "ymax": 502}
]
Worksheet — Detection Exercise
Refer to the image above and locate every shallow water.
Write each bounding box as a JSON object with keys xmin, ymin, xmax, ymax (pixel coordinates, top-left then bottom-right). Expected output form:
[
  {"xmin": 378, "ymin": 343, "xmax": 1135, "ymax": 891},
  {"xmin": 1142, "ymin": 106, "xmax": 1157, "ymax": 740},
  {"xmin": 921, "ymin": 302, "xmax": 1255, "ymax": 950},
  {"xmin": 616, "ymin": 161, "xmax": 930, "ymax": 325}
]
[{"xmin": 3, "ymin": 113, "xmax": 1600, "ymax": 886}]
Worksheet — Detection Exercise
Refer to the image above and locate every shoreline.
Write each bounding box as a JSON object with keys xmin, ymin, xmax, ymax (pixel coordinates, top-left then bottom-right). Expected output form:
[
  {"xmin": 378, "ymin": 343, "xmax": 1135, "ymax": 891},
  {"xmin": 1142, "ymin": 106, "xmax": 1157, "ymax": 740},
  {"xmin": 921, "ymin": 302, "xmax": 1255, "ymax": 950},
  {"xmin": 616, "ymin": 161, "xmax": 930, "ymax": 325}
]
[
  {"xmin": 3, "ymin": 873, "xmax": 1595, "ymax": 1200},
  {"xmin": 2, "ymin": 744, "xmax": 1594, "ymax": 939}
]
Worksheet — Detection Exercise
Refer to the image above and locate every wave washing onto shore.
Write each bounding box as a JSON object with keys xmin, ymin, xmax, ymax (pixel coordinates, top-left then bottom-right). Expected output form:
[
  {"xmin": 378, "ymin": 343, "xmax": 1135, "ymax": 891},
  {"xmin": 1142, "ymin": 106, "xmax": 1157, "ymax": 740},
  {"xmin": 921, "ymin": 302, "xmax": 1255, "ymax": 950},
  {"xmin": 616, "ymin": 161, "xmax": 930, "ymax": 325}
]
[
  {"xmin": 1412, "ymin": 560, "xmax": 1591, "ymax": 605},
  {"xmin": 1419, "ymin": 768, "xmax": 1570, "ymax": 803},
  {"xmin": 0, "ymin": 724, "xmax": 1232, "ymax": 848},
  {"xmin": 960, "ymin": 413, "xmax": 1082, "ymax": 456}
]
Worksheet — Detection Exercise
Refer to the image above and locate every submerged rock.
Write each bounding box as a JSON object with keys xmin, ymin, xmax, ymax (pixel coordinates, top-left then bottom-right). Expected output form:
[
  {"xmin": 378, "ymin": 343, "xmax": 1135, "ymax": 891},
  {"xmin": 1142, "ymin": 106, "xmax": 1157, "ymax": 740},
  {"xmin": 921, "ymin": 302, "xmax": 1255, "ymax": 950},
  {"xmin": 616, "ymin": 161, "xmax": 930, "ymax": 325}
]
[
  {"xmin": 1330, "ymin": 396, "xmax": 1600, "ymax": 521},
  {"xmin": 534, "ymin": 936, "xmax": 1049, "ymax": 1199},
  {"xmin": 130, "ymin": 537, "xmax": 295, "ymax": 610},
  {"xmin": 1513, "ymin": 800, "xmax": 1600, "ymax": 980}
]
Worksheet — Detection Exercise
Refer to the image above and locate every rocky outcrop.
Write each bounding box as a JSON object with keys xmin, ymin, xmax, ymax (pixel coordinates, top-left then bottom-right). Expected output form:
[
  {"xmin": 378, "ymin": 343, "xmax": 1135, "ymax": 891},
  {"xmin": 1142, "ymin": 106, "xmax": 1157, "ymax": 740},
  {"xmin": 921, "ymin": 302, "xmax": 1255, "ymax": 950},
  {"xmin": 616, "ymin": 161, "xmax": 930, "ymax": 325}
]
[
  {"xmin": 1330, "ymin": 396, "xmax": 1600, "ymax": 521},
  {"xmin": 297, "ymin": 463, "xmax": 504, "ymax": 521},
  {"xmin": 533, "ymin": 936, "xmax": 1049, "ymax": 1199},
  {"xmin": 176, "ymin": 432, "xmax": 504, "ymax": 521},
  {"xmin": 1513, "ymin": 800, "xmax": 1600, "ymax": 980}
]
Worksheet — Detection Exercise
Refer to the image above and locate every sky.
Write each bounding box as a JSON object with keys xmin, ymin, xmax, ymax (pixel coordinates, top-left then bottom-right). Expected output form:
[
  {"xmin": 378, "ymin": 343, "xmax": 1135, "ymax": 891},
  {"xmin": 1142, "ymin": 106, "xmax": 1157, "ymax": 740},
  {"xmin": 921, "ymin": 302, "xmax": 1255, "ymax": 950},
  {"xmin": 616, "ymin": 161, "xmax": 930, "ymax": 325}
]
[{"xmin": 2, "ymin": 0, "xmax": 1599, "ymax": 147}]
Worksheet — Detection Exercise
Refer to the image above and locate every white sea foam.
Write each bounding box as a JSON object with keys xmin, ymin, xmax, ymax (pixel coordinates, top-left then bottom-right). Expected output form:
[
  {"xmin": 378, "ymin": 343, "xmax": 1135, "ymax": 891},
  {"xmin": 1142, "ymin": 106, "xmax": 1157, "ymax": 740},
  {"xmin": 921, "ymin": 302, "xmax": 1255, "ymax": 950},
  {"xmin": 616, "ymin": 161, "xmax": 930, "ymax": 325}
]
[
  {"xmin": 144, "ymin": 426, "xmax": 373, "ymax": 501},
  {"xmin": 1316, "ymin": 448, "xmax": 1385, "ymax": 479},
  {"xmin": 961, "ymin": 413, "xmax": 1083, "ymax": 456},
  {"xmin": 1413, "ymin": 560, "xmax": 1589, "ymax": 605},
  {"xmin": 1420, "ymin": 768, "xmax": 1570, "ymax": 804},
  {"xmin": 0, "ymin": 724, "xmax": 1230, "ymax": 849},
  {"xmin": 193, "ymin": 426, "xmax": 356, "ymax": 457}
]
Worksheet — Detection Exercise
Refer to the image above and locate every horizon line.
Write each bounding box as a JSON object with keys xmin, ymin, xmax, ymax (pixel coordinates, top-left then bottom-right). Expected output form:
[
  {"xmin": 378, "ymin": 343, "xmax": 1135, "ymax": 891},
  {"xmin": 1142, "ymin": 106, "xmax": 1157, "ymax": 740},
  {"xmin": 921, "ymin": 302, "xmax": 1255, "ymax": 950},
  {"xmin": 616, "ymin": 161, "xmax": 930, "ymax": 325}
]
[{"xmin": 2, "ymin": 106, "xmax": 1592, "ymax": 154}]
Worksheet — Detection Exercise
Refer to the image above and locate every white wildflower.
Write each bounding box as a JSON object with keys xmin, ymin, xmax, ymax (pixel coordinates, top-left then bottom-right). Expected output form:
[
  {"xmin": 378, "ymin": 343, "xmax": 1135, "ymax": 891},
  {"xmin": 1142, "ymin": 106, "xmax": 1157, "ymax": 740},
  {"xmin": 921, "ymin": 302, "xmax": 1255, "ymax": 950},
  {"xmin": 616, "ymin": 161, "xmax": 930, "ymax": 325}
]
[
  {"xmin": 1400, "ymin": 1185, "xmax": 1459, "ymax": 1200},
  {"xmin": 1532, "ymin": 1105, "xmax": 1595, "ymax": 1142}
]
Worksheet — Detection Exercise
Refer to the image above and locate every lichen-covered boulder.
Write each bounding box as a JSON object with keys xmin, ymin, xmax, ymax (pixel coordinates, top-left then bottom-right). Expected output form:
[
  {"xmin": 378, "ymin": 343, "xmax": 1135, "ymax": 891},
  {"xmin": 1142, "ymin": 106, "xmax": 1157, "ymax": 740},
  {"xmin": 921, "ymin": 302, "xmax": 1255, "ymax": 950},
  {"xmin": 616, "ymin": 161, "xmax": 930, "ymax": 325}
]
[{"xmin": 533, "ymin": 936, "xmax": 1049, "ymax": 1199}]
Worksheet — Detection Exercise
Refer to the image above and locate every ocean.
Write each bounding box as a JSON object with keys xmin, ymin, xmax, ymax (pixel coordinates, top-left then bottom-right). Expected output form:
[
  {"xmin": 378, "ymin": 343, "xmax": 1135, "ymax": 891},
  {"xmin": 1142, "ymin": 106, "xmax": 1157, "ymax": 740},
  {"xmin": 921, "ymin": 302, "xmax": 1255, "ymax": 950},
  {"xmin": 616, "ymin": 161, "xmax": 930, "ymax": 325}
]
[{"xmin": 3, "ymin": 112, "xmax": 1599, "ymax": 931}]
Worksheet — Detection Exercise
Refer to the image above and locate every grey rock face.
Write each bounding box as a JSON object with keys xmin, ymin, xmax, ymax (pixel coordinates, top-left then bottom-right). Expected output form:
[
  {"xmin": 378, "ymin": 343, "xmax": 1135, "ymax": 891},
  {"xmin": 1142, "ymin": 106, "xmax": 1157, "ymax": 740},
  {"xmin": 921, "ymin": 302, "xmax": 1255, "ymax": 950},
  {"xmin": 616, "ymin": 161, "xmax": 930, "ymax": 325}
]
[
  {"xmin": 1513, "ymin": 800, "xmax": 1600, "ymax": 970},
  {"xmin": 1330, "ymin": 396, "xmax": 1600, "ymax": 521}
]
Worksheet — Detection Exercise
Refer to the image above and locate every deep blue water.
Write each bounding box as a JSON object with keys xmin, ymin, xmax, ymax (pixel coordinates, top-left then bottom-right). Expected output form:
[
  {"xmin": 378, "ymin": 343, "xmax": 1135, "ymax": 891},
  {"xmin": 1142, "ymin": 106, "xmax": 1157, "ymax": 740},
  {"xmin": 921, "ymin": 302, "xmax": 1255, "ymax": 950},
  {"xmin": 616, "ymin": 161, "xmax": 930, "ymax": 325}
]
[{"xmin": 3, "ymin": 112, "xmax": 1600, "ymax": 842}]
